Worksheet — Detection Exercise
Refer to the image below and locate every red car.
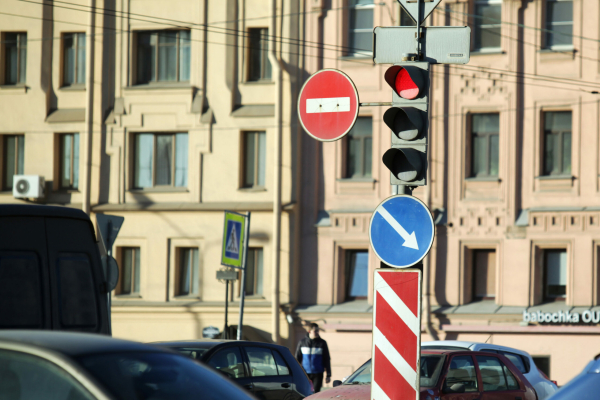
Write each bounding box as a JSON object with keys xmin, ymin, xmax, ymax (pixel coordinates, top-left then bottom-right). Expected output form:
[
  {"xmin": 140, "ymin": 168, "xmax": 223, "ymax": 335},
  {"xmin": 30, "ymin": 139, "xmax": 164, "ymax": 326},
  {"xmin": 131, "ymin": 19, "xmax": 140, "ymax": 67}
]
[{"xmin": 307, "ymin": 349, "xmax": 537, "ymax": 400}]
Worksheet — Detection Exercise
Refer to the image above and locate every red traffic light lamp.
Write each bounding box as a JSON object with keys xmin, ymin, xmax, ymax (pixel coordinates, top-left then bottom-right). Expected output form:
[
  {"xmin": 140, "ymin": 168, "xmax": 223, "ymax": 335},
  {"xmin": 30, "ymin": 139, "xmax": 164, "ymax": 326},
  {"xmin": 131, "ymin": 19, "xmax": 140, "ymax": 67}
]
[{"xmin": 384, "ymin": 65, "xmax": 425, "ymax": 100}]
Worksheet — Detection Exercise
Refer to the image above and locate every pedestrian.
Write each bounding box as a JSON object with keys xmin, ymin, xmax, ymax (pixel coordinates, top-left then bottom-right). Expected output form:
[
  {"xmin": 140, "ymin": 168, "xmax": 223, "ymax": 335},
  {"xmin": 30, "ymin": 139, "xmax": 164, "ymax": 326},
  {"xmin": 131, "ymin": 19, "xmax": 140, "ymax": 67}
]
[{"xmin": 295, "ymin": 323, "xmax": 331, "ymax": 392}]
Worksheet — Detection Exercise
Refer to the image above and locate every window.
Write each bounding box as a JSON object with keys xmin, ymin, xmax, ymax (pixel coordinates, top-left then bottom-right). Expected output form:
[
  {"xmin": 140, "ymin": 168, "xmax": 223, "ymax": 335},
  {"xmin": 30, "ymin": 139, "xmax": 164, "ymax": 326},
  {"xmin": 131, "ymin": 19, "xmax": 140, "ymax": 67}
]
[
  {"xmin": 177, "ymin": 248, "xmax": 199, "ymax": 296},
  {"xmin": 119, "ymin": 247, "xmax": 140, "ymax": 295},
  {"xmin": 0, "ymin": 252, "xmax": 42, "ymax": 328},
  {"xmin": 136, "ymin": 30, "xmax": 190, "ymax": 84},
  {"xmin": 345, "ymin": 250, "xmax": 369, "ymax": 300},
  {"xmin": 134, "ymin": 133, "xmax": 188, "ymax": 188},
  {"xmin": 445, "ymin": 356, "xmax": 478, "ymax": 392},
  {"xmin": 543, "ymin": 249, "xmax": 567, "ymax": 300},
  {"xmin": 543, "ymin": 111, "xmax": 571, "ymax": 176},
  {"xmin": 247, "ymin": 28, "xmax": 271, "ymax": 81},
  {"xmin": 2, "ymin": 135, "xmax": 24, "ymax": 191},
  {"xmin": 500, "ymin": 352, "xmax": 528, "ymax": 374},
  {"xmin": 348, "ymin": 0, "xmax": 374, "ymax": 56},
  {"xmin": 242, "ymin": 131, "xmax": 266, "ymax": 188},
  {"xmin": 400, "ymin": 8, "xmax": 416, "ymax": 26},
  {"xmin": 63, "ymin": 33, "xmax": 86, "ymax": 86},
  {"xmin": 474, "ymin": 0, "xmax": 501, "ymax": 51},
  {"xmin": 346, "ymin": 117, "xmax": 372, "ymax": 178},
  {"xmin": 246, "ymin": 347, "xmax": 279, "ymax": 377},
  {"xmin": 533, "ymin": 356, "xmax": 551, "ymax": 379},
  {"xmin": 0, "ymin": 349, "xmax": 95, "ymax": 400},
  {"xmin": 4, "ymin": 32, "xmax": 27, "ymax": 84},
  {"xmin": 473, "ymin": 250, "xmax": 496, "ymax": 300},
  {"xmin": 241, "ymin": 248, "xmax": 263, "ymax": 296},
  {"xmin": 476, "ymin": 355, "xmax": 519, "ymax": 391},
  {"xmin": 208, "ymin": 347, "xmax": 246, "ymax": 379},
  {"xmin": 57, "ymin": 254, "xmax": 98, "ymax": 328},
  {"xmin": 471, "ymin": 113, "xmax": 499, "ymax": 177},
  {"xmin": 59, "ymin": 133, "xmax": 79, "ymax": 190},
  {"xmin": 545, "ymin": 0, "xmax": 573, "ymax": 48}
]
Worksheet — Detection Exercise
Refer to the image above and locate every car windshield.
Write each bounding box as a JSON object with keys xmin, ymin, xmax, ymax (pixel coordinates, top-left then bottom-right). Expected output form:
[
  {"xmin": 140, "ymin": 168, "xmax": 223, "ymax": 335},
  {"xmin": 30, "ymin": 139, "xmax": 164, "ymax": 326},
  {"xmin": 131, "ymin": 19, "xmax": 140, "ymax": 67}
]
[
  {"xmin": 345, "ymin": 355, "xmax": 445, "ymax": 387},
  {"xmin": 170, "ymin": 346, "xmax": 211, "ymax": 360},
  {"xmin": 78, "ymin": 351, "xmax": 251, "ymax": 400}
]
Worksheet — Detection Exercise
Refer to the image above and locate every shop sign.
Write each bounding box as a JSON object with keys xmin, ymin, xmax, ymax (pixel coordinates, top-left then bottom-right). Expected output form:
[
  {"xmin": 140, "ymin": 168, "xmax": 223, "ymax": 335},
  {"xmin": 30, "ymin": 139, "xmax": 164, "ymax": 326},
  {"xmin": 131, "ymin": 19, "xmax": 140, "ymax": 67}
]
[{"xmin": 522, "ymin": 309, "xmax": 600, "ymax": 324}]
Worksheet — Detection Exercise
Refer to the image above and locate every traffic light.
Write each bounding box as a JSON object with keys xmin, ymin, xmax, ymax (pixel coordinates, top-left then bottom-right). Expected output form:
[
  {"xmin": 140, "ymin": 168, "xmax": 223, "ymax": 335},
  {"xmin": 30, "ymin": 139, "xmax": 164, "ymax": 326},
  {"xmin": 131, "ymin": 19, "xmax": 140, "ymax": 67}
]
[{"xmin": 382, "ymin": 62, "xmax": 429, "ymax": 186}]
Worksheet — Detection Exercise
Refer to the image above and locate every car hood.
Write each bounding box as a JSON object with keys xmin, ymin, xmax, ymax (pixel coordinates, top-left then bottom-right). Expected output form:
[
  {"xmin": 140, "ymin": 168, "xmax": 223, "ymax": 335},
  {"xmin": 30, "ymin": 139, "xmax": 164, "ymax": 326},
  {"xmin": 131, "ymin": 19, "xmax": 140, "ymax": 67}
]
[{"xmin": 305, "ymin": 384, "xmax": 371, "ymax": 399}]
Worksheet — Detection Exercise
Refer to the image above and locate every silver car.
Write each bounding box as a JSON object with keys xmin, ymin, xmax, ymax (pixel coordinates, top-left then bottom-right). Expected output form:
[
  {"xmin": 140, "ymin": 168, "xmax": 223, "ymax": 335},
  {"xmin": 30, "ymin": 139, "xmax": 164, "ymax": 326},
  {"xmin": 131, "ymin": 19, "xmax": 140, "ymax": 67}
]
[
  {"xmin": 421, "ymin": 340, "xmax": 558, "ymax": 400},
  {"xmin": 546, "ymin": 356, "xmax": 600, "ymax": 400}
]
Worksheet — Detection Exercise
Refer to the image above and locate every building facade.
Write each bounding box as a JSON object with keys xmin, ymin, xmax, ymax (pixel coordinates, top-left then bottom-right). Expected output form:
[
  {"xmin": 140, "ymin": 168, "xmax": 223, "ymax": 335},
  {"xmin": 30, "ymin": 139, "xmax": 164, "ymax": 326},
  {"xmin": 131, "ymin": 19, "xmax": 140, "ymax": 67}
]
[{"xmin": 298, "ymin": 0, "xmax": 600, "ymax": 387}]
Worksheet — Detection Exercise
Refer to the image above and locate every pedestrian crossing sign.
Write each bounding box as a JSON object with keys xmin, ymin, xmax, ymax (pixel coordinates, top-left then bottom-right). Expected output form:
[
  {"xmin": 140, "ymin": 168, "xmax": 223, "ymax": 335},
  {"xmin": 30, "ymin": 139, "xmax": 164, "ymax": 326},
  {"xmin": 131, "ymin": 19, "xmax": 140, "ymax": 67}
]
[{"xmin": 221, "ymin": 211, "xmax": 246, "ymax": 268}]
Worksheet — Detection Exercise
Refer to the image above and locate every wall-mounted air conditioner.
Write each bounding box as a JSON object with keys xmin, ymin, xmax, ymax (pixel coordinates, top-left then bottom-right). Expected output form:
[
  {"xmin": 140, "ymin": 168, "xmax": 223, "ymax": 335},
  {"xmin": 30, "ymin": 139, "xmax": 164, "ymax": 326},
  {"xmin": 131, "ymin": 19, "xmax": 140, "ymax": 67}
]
[{"xmin": 12, "ymin": 175, "xmax": 45, "ymax": 199}]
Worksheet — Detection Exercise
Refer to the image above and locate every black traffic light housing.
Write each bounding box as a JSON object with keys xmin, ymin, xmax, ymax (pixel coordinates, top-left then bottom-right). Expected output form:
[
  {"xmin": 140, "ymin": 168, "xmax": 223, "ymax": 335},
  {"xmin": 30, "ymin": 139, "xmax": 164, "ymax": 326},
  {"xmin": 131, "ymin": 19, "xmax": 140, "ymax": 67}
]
[{"xmin": 382, "ymin": 62, "xmax": 430, "ymax": 186}]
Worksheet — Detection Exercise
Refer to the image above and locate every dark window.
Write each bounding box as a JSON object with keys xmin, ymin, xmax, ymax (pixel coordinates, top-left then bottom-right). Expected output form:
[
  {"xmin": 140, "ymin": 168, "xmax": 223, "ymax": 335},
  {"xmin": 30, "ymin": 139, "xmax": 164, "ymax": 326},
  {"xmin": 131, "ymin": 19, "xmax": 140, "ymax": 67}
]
[
  {"xmin": 63, "ymin": 33, "xmax": 86, "ymax": 85},
  {"xmin": 543, "ymin": 111, "xmax": 571, "ymax": 176},
  {"xmin": 136, "ymin": 30, "xmax": 190, "ymax": 84},
  {"xmin": 59, "ymin": 133, "xmax": 79, "ymax": 190},
  {"xmin": 474, "ymin": 1, "xmax": 501, "ymax": 50},
  {"xmin": 545, "ymin": 0, "xmax": 573, "ymax": 48},
  {"xmin": 208, "ymin": 347, "xmax": 246, "ymax": 379},
  {"xmin": 476, "ymin": 355, "xmax": 519, "ymax": 391},
  {"xmin": 400, "ymin": 7, "xmax": 416, "ymax": 26},
  {"xmin": 543, "ymin": 249, "xmax": 567, "ymax": 300},
  {"xmin": 345, "ymin": 250, "xmax": 369, "ymax": 300},
  {"xmin": 246, "ymin": 347, "xmax": 279, "ymax": 377},
  {"xmin": 57, "ymin": 254, "xmax": 98, "ymax": 328},
  {"xmin": 241, "ymin": 248, "xmax": 263, "ymax": 296},
  {"xmin": 473, "ymin": 250, "xmax": 496, "ymax": 300},
  {"xmin": 445, "ymin": 356, "xmax": 478, "ymax": 392},
  {"xmin": 177, "ymin": 248, "xmax": 199, "ymax": 296},
  {"xmin": 471, "ymin": 113, "xmax": 499, "ymax": 177},
  {"xmin": 243, "ymin": 131, "xmax": 266, "ymax": 188},
  {"xmin": 119, "ymin": 247, "xmax": 140, "ymax": 295},
  {"xmin": 0, "ymin": 349, "xmax": 94, "ymax": 400},
  {"xmin": 2, "ymin": 135, "xmax": 25, "ymax": 191},
  {"xmin": 247, "ymin": 28, "xmax": 271, "ymax": 81},
  {"xmin": 0, "ymin": 253, "xmax": 42, "ymax": 328},
  {"xmin": 500, "ymin": 352, "xmax": 528, "ymax": 374},
  {"xmin": 272, "ymin": 350, "xmax": 290, "ymax": 375},
  {"xmin": 346, "ymin": 117, "xmax": 372, "ymax": 178},
  {"xmin": 134, "ymin": 133, "xmax": 188, "ymax": 188},
  {"xmin": 4, "ymin": 32, "xmax": 27, "ymax": 84},
  {"xmin": 533, "ymin": 356, "xmax": 551, "ymax": 379},
  {"xmin": 348, "ymin": 0, "xmax": 374, "ymax": 55}
]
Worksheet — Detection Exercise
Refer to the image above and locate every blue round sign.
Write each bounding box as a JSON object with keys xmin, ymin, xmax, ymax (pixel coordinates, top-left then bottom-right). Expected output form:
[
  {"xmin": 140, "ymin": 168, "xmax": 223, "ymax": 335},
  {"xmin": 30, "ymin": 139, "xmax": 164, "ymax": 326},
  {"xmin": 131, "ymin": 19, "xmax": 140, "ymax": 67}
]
[{"xmin": 369, "ymin": 195, "xmax": 434, "ymax": 268}]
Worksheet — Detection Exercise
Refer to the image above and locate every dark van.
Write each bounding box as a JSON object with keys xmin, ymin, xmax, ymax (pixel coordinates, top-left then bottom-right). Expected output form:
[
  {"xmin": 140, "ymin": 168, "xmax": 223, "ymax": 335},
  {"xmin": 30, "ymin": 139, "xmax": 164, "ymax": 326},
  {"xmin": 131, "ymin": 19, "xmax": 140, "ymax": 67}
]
[{"xmin": 0, "ymin": 205, "xmax": 111, "ymax": 334}]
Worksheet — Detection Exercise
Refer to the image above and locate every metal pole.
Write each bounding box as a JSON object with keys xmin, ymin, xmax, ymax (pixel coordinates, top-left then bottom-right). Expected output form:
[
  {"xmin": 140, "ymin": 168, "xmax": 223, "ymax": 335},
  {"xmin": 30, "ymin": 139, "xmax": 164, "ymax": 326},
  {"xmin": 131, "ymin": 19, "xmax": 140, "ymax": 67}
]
[
  {"xmin": 107, "ymin": 220, "xmax": 112, "ymax": 335},
  {"xmin": 237, "ymin": 212, "xmax": 251, "ymax": 340},
  {"xmin": 415, "ymin": 0, "xmax": 422, "ymax": 57},
  {"xmin": 224, "ymin": 279, "xmax": 229, "ymax": 339}
]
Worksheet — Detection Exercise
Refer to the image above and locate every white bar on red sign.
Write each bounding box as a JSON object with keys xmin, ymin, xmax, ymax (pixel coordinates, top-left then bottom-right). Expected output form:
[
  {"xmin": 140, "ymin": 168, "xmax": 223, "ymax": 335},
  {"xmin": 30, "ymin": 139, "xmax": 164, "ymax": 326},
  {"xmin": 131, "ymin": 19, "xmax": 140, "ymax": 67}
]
[
  {"xmin": 306, "ymin": 97, "xmax": 351, "ymax": 113},
  {"xmin": 371, "ymin": 268, "xmax": 422, "ymax": 400}
]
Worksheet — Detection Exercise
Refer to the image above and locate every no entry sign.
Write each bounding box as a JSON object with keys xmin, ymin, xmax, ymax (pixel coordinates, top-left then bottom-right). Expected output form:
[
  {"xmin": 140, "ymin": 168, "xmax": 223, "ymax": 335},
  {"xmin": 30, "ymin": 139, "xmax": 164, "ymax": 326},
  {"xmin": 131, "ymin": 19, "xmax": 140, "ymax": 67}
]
[{"xmin": 298, "ymin": 69, "xmax": 360, "ymax": 142}]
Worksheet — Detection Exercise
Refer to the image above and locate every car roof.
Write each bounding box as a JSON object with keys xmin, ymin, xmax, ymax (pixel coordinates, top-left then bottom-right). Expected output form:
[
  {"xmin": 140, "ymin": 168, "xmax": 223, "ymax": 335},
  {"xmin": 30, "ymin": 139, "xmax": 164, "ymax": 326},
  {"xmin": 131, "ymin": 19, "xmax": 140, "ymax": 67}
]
[
  {"xmin": 152, "ymin": 339, "xmax": 287, "ymax": 350},
  {"xmin": 0, "ymin": 330, "xmax": 171, "ymax": 357},
  {"xmin": 0, "ymin": 204, "xmax": 90, "ymax": 221},
  {"xmin": 422, "ymin": 340, "xmax": 530, "ymax": 356}
]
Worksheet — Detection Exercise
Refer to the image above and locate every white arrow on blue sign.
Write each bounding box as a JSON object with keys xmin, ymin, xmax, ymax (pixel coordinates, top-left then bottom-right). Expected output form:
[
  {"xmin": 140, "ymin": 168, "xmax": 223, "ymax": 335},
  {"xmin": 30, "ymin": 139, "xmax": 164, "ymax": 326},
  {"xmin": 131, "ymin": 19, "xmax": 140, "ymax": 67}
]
[{"xmin": 369, "ymin": 195, "xmax": 434, "ymax": 268}]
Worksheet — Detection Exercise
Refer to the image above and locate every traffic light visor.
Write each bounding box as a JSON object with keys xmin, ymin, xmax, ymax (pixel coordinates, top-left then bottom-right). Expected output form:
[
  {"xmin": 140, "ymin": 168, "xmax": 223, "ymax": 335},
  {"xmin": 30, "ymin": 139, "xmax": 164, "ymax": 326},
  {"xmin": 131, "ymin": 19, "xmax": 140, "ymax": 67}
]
[{"xmin": 385, "ymin": 65, "xmax": 424, "ymax": 100}]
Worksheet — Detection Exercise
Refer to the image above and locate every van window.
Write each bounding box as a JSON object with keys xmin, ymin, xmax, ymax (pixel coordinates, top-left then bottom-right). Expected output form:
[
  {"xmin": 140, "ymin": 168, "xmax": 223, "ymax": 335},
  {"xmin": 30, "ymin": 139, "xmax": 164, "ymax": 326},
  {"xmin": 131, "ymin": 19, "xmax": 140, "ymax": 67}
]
[
  {"xmin": 57, "ymin": 254, "xmax": 98, "ymax": 329},
  {"xmin": 0, "ymin": 253, "xmax": 43, "ymax": 328}
]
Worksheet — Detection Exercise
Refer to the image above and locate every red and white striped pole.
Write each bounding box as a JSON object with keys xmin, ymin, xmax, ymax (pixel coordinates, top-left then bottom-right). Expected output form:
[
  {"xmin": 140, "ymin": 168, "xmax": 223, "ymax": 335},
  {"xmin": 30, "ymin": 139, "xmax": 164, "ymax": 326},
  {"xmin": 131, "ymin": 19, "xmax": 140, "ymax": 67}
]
[{"xmin": 371, "ymin": 268, "xmax": 422, "ymax": 400}]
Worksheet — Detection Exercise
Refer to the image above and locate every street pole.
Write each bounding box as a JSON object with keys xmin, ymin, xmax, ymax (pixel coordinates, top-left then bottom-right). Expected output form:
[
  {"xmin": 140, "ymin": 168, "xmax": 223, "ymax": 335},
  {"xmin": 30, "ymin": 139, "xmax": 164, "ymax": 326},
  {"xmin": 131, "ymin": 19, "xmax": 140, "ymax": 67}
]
[
  {"xmin": 237, "ymin": 212, "xmax": 251, "ymax": 340},
  {"xmin": 107, "ymin": 220, "xmax": 112, "ymax": 335},
  {"xmin": 224, "ymin": 279, "xmax": 229, "ymax": 339}
]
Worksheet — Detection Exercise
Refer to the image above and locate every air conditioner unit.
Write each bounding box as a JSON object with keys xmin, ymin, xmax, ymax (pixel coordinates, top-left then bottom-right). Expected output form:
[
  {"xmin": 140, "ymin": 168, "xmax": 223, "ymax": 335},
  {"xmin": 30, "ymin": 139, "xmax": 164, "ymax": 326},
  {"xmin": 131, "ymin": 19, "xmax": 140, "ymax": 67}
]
[{"xmin": 13, "ymin": 175, "xmax": 45, "ymax": 199}]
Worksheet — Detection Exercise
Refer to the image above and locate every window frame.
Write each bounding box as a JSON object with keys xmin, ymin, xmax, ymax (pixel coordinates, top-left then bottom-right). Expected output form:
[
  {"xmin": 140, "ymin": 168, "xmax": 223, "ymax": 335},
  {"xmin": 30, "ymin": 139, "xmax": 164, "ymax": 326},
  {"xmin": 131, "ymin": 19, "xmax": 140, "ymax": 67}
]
[
  {"xmin": 246, "ymin": 28, "xmax": 271, "ymax": 82},
  {"xmin": 58, "ymin": 133, "xmax": 79, "ymax": 191},
  {"xmin": 134, "ymin": 29, "xmax": 191, "ymax": 85},
  {"xmin": 542, "ymin": 249, "xmax": 567, "ymax": 301},
  {"xmin": 1, "ymin": 134, "xmax": 25, "ymax": 191},
  {"xmin": 473, "ymin": 0, "xmax": 502, "ymax": 52},
  {"xmin": 238, "ymin": 247, "xmax": 263, "ymax": 297},
  {"xmin": 62, "ymin": 32, "xmax": 86, "ymax": 87},
  {"xmin": 117, "ymin": 247, "xmax": 141, "ymax": 296},
  {"xmin": 544, "ymin": 0, "xmax": 573, "ymax": 50},
  {"xmin": 469, "ymin": 113, "xmax": 500, "ymax": 178},
  {"xmin": 132, "ymin": 132, "xmax": 188, "ymax": 189},
  {"xmin": 176, "ymin": 247, "xmax": 199, "ymax": 297},
  {"xmin": 472, "ymin": 249, "xmax": 496, "ymax": 301},
  {"xmin": 345, "ymin": 117, "xmax": 373, "ymax": 179},
  {"xmin": 344, "ymin": 249, "xmax": 369, "ymax": 301},
  {"xmin": 3, "ymin": 32, "xmax": 27, "ymax": 85},
  {"xmin": 542, "ymin": 111, "xmax": 572, "ymax": 177},
  {"xmin": 347, "ymin": 0, "xmax": 375, "ymax": 57},
  {"xmin": 241, "ymin": 131, "xmax": 266, "ymax": 189}
]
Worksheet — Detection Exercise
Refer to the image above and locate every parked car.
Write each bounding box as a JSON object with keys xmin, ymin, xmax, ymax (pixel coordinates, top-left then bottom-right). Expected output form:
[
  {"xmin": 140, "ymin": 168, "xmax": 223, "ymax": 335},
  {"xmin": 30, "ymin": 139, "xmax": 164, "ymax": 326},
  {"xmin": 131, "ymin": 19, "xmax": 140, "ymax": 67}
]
[
  {"xmin": 546, "ymin": 355, "xmax": 600, "ymax": 400},
  {"xmin": 422, "ymin": 340, "xmax": 558, "ymax": 399},
  {"xmin": 153, "ymin": 339, "xmax": 313, "ymax": 399},
  {"xmin": 0, "ymin": 330, "xmax": 256, "ymax": 400},
  {"xmin": 307, "ymin": 349, "xmax": 537, "ymax": 400},
  {"xmin": 0, "ymin": 205, "xmax": 117, "ymax": 334}
]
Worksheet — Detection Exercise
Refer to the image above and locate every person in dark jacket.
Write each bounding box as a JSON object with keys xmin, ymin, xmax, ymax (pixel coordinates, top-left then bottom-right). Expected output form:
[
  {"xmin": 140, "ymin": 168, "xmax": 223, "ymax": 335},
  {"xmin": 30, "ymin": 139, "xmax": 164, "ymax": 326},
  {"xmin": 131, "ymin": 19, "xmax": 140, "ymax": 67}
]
[{"xmin": 295, "ymin": 323, "xmax": 331, "ymax": 392}]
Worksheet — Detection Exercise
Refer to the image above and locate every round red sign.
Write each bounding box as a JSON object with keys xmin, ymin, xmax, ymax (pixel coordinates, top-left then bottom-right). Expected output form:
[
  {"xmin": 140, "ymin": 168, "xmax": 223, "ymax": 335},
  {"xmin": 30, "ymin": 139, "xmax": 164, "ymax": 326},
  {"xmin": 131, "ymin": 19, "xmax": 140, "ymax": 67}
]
[{"xmin": 297, "ymin": 69, "xmax": 360, "ymax": 142}]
